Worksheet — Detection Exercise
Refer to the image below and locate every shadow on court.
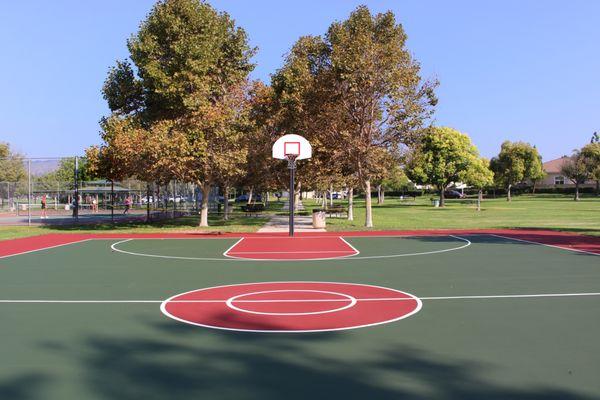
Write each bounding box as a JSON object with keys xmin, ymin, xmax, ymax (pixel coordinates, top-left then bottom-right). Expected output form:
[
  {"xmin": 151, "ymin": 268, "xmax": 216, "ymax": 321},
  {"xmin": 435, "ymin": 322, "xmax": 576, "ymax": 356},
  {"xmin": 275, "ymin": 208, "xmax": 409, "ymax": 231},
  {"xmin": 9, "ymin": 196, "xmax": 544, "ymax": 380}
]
[
  {"xmin": 15, "ymin": 317, "xmax": 595, "ymax": 400},
  {"xmin": 0, "ymin": 374, "xmax": 49, "ymax": 400}
]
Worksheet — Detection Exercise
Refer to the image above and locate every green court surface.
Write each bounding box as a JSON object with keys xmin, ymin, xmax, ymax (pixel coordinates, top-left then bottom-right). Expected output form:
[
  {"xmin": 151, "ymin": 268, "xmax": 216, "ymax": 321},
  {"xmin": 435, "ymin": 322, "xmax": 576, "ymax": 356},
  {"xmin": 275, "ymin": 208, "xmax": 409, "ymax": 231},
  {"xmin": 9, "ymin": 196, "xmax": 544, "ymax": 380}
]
[{"xmin": 1, "ymin": 234, "xmax": 599, "ymax": 399}]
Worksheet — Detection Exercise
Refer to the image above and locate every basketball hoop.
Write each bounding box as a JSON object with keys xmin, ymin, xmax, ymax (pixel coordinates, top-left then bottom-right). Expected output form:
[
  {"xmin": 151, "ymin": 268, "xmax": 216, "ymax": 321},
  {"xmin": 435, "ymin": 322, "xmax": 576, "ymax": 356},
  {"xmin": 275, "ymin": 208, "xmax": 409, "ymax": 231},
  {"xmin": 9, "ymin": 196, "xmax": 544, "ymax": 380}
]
[
  {"xmin": 272, "ymin": 134, "xmax": 312, "ymax": 237},
  {"xmin": 285, "ymin": 153, "xmax": 299, "ymax": 169}
]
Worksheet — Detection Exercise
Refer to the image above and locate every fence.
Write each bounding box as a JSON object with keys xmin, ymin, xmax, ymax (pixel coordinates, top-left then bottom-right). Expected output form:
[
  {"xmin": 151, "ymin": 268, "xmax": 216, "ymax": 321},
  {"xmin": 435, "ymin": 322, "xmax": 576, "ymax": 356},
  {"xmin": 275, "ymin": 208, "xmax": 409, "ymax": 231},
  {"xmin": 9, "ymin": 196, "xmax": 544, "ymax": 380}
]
[{"xmin": 0, "ymin": 156, "xmax": 216, "ymax": 226}]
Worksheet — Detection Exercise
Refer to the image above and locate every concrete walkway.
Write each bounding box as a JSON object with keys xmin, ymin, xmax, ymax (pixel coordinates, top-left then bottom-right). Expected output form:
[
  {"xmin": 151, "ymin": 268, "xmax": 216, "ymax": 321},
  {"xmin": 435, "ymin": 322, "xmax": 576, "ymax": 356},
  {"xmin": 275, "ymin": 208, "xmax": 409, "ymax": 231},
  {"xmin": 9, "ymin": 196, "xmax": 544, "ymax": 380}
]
[{"xmin": 258, "ymin": 200, "xmax": 325, "ymax": 233}]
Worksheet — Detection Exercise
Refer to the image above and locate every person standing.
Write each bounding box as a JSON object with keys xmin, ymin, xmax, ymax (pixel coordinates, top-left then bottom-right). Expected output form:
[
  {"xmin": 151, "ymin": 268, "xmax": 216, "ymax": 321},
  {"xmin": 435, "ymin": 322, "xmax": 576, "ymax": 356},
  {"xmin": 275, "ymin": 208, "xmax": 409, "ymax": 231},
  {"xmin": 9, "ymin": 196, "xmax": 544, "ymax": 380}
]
[{"xmin": 40, "ymin": 194, "xmax": 47, "ymax": 219}]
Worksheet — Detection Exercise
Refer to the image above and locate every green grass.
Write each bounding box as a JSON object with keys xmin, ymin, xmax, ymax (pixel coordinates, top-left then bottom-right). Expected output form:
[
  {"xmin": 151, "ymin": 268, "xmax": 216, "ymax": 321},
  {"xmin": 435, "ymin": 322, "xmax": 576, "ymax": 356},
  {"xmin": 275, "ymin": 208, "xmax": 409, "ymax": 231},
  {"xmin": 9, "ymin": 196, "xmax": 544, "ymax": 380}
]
[
  {"xmin": 0, "ymin": 213, "xmax": 269, "ymax": 241},
  {"xmin": 321, "ymin": 194, "xmax": 600, "ymax": 236},
  {"xmin": 1, "ymin": 194, "xmax": 598, "ymax": 240}
]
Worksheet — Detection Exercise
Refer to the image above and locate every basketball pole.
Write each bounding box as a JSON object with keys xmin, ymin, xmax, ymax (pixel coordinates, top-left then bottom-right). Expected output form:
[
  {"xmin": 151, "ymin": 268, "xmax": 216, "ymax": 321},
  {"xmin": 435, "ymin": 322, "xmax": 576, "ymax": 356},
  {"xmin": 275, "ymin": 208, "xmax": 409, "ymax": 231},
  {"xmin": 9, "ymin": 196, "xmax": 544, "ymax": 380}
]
[{"xmin": 288, "ymin": 158, "xmax": 295, "ymax": 237}]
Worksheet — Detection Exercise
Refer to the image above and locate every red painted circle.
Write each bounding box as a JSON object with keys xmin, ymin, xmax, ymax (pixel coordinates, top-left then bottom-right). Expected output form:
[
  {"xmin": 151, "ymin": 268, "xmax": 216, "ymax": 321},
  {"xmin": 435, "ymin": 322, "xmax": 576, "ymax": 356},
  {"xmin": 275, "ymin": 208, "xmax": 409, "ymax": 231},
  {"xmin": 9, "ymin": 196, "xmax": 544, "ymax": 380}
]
[{"xmin": 160, "ymin": 282, "xmax": 422, "ymax": 333}]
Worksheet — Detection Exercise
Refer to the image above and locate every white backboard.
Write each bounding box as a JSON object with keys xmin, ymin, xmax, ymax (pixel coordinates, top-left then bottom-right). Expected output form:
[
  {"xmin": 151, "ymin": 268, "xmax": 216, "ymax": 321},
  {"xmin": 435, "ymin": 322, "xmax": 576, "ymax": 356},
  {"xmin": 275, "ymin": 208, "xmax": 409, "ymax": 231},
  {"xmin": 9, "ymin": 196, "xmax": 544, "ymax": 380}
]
[{"xmin": 272, "ymin": 134, "xmax": 312, "ymax": 160}]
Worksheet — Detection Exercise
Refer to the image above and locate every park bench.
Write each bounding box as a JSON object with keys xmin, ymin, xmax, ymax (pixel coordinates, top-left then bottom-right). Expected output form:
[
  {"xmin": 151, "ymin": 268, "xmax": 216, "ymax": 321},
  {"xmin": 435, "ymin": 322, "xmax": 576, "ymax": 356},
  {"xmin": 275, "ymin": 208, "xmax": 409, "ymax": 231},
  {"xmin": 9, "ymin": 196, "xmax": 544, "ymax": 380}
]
[
  {"xmin": 241, "ymin": 203, "xmax": 265, "ymax": 217},
  {"xmin": 325, "ymin": 205, "xmax": 348, "ymax": 218}
]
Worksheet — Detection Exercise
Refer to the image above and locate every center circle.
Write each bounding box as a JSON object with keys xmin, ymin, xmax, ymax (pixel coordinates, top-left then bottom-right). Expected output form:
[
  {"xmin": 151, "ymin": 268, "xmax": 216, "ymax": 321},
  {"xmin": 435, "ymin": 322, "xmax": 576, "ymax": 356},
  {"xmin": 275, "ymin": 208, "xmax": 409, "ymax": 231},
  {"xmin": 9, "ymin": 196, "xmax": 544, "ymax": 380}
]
[
  {"xmin": 161, "ymin": 281, "xmax": 422, "ymax": 333},
  {"xmin": 225, "ymin": 289, "xmax": 358, "ymax": 316}
]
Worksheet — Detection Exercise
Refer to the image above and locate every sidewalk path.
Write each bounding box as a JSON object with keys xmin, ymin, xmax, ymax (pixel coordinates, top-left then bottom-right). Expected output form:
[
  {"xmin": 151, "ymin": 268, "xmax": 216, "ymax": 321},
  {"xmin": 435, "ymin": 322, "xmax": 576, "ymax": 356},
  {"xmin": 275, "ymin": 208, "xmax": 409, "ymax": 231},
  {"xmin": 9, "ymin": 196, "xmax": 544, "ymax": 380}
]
[{"xmin": 258, "ymin": 200, "xmax": 325, "ymax": 233}]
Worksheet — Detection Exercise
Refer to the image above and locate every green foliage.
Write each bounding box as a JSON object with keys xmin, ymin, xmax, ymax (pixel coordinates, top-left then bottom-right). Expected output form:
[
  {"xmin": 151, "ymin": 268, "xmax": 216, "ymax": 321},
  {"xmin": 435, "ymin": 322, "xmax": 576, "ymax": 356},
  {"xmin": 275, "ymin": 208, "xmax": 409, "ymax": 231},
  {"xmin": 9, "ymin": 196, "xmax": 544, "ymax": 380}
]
[
  {"xmin": 490, "ymin": 141, "xmax": 544, "ymax": 188},
  {"xmin": 581, "ymin": 142, "xmax": 600, "ymax": 181},
  {"xmin": 561, "ymin": 150, "xmax": 590, "ymax": 185},
  {"xmin": 102, "ymin": 60, "xmax": 144, "ymax": 116},
  {"xmin": 126, "ymin": 0, "xmax": 255, "ymax": 120},
  {"xmin": 0, "ymin": 142, "xmax": 26, "ymax": 183},
  {"xmin": 405, "ymin": 127, "xmax": 486, "ymax": 190}
]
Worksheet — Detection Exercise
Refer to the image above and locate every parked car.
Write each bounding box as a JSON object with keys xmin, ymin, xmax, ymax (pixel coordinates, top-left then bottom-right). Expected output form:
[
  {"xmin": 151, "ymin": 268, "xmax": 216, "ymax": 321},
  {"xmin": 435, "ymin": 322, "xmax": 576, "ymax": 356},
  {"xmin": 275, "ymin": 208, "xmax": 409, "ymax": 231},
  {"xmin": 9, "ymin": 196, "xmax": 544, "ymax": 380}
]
[
  {"xmin": 236, "ymin": 194, "xmax": 262, "ymax": 203},
  {"xmin": 444, "ymin": 190, "xmax": 465, "ymax": 199}
]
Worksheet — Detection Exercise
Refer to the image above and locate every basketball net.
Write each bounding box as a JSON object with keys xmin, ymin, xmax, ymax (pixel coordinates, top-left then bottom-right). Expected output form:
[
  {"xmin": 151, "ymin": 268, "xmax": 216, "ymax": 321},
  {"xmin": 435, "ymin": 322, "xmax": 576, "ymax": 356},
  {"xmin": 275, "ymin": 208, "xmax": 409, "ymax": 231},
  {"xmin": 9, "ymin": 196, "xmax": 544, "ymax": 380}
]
[{"xmin": 285, "ymin": 154, "xmax": 298, "ymax": 169}]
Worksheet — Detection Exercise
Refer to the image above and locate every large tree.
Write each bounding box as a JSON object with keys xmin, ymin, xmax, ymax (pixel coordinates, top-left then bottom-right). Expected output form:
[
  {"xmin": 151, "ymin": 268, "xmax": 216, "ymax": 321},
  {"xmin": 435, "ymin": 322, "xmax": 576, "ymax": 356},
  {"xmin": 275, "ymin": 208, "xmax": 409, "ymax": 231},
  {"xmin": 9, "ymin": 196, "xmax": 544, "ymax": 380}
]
[
  {"xmin": 581, "ymin": 142, "xmax": 600, "ymax": 195},
  {"xmin": 464, "ymin": 157, "xmax": 494, "ymax": 211},
  {"xmin": 561, "ymin": 150, "xmax": 591, "ymax": 201},
  {"xmin": 271, "ymin": 6, "xmax": 436, "ymax": 226},
  {"xmin": 0, "ymin": 142, "xmax": 26, "ymax": 184},
  {"xmin": 326, "ymin": 6, "xmax": 437, "ymax": 226},
  {"xmin": 405, "ymin": 127, "xmax": 484, "ymax": 207},
  {"xmin": 490, "ymin": 141, "xmax": 544, "ymax": 201},
  {"xmin": 98, "ymin": 0, "xmax": 255, "ymax": 226}
]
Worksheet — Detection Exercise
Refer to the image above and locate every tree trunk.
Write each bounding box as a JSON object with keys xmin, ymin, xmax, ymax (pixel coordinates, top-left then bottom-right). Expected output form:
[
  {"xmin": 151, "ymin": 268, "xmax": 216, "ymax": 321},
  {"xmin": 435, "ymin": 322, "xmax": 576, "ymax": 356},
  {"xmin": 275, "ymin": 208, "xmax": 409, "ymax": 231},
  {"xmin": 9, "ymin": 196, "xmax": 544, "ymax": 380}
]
[
  {"xmin": 247, "ymin": 187, "xmax": 253, "ymax": 205},
  {"xmin": 575, "ymin": 183, "xmax": 580, "ymax": 201},
  {"xmin": 507, "ymin": 184, "xmax": 512, "ymax": 202},
  {"xmin": 532, "ymin": 181, "xmax": 537, "ymax": 194},
  {"xmin": 146, "ymin": 183, "xmax": 151, "ymax": 222},
  {"xmin": 596, "ymin": 180, "xmax": 599, "ymax": 196},
  {"xmin": 364, "ymin": 179, "xmax": 373, "ymax": 227},
  {"xmin": 265, "ymin": 192, "xmax": 270, "ymax": 205},
  {"xmin": 439, "ymin": 186, "xmax": 446, "ymax": 207},
  {"xmin": 321, "ymin": 190, "xmax": 326, "ymax": 207},
  {"xmin": 199, "ymin": 183, "xmax": 210, "ymax": 227},
  {"xmin": 294, "ymin": 181, "xmax": 301, "ymax": 211},
  {"xmin": 347, "ymin": 187, "xmax": 354, "ymax": 221},
  {"xmin": 329, "ymin": 183, "xmax": 334, "ymax": 207},
  {"xmin": 377, "ymin": 185, "xmax": 382, "ymax": 204},
  {"xmin": 477, "ymin": 189, "xmax": 482, "ymax": 211},
  {"xmin": 223, "ymin": 186, "xmax": 230, "ymax": 220},
  {"xmin": 381, "ymin": 187, "xmax": 385, "ymax": 204}
]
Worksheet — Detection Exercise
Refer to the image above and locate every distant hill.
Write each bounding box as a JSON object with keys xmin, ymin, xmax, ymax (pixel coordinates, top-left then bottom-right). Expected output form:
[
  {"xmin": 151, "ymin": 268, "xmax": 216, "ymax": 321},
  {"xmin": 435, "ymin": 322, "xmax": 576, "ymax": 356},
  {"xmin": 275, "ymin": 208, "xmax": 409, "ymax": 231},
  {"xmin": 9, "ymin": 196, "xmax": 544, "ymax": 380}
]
[{"xmin": 29, "ymin": 159, "xmax": 60, "ymax": 176}]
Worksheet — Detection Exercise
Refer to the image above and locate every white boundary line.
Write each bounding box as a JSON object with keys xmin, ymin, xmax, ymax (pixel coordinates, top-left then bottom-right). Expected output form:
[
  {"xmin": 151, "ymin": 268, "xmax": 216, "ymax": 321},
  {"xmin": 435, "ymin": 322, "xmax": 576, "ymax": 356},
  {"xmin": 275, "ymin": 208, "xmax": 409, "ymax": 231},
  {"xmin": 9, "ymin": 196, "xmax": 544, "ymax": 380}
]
[
  {"xmin": 488, "ymin": 234, "xmax": 599, "ymax": 256},
  {"xmin": 222, "ymin": 236, "xmax": 360, "ymax": 261},
  {"xmin": 110, "ymin": 235, "xmax": 470, "ymax": 262},
  {"xmin": 0, "ymin": 238, "xmax": 93, "ymax": 260},
  {"xmin": 2, "ymin": 291, "xmax": 600, "ymax": 304},
  {"xmin": 225, "ymin": 290, "xmax": 358, "ymax": 316},
  {"xmin": 339, "ymin": 236, "xmax": 361, "ymax": 257},
  {"xmin": 159, "ymin": 281, "xmax": 423, "ymax": 333},
  {"xmin": 222, "ymin": 237, "xmax": 245, "ymax": 259}
]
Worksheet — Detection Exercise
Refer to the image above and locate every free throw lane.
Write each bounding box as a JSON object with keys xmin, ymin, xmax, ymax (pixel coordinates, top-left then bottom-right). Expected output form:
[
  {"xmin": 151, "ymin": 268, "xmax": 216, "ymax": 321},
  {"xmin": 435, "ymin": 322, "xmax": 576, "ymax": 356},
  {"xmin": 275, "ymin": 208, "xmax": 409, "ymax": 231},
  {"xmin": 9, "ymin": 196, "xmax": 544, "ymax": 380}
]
[{"xmin": 224, "ymin": 236, "xmax": 359, "ymax": 260}]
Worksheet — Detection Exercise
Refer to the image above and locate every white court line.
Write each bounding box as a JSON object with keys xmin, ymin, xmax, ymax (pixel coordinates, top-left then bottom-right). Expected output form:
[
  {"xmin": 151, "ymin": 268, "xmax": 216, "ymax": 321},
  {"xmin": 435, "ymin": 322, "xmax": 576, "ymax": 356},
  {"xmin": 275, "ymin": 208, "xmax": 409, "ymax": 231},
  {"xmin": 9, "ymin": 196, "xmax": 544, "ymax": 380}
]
[
  {"xmin": 111, "ymin": 235, "xmax": 471, "ymax": 261},
  {"xmin": 0, "ymin": 239, "xmax": 93, "ymax": 260},
  {"xmin": 339, "ymin": 236, "xmax": 361, "ymax": 257},
  {"xmin": 222, "ymin": 237, "xmax": 245, "ymax": 259},
  {"xmin": 2, "ymin": 292, "xmax": 600, "ymax": 303},
  {"xmin": 221, "ymin": 236, "xmax": 360, "ymax": 261},
  {"xmin": 489, "ymin": 234, "xmax": 599, "ymax": 256}
]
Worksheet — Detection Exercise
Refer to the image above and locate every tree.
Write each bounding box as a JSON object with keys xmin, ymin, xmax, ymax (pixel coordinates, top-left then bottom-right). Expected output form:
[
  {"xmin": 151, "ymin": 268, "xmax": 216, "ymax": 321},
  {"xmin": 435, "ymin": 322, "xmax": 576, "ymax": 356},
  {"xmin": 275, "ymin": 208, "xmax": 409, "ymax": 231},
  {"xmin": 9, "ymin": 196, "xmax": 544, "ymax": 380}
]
[
  {"xmin": 405, "ymin": 127, "xmax": 483, "ymax": 207},
  {"xmin": 464, "ymin": 157, "xmax": 494, "ymax": 211},
  {"xmin": 0, "ymin": 142, "xmax": 26, "ymax": 183},
  {"xmin": 326, "ymin": 6, "xmax": 437, "ymax": 226},
  {"xmin": 99, "ymin": 0, "xmax": 255, "ymax": 227},
  {"xmin": 271, "ymin": 6, "xmax": 437, "ymax": 227},
  {"xmin": 561, "ymin": 150, "xmax": 590, "ymax": 201},
  {"xmin": 581, "ymin": 142, "xmax": 600, "ymax": 195},
  {"xmin": 490, "ymin": 141, "xmax": 543, "ymax": 201}
]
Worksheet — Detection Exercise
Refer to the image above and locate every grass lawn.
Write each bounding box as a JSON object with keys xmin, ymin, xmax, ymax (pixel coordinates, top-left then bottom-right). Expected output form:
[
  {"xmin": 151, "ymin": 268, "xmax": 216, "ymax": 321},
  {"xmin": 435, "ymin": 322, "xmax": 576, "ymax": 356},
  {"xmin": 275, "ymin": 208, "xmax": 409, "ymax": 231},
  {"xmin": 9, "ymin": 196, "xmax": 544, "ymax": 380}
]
[
  {"xmin": 321, "ymin": 194, "xmax": 600, "ymax": 236},
  {"xmin": 0, "ymin": 213, "xmax": 269, "ymax": 241},
  {"xmin": 0, "ymin": 195, "xmax": 598, "ymax": 240}
]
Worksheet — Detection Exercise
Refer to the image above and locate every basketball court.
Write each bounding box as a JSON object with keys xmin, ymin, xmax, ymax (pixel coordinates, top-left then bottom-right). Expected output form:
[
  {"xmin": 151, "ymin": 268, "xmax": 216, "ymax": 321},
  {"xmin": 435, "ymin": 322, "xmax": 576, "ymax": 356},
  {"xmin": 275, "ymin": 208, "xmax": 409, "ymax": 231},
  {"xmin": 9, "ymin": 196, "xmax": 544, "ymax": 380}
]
[{"xmin": 1, "ymin": 229, "xmax": 599, "ymax": 399}]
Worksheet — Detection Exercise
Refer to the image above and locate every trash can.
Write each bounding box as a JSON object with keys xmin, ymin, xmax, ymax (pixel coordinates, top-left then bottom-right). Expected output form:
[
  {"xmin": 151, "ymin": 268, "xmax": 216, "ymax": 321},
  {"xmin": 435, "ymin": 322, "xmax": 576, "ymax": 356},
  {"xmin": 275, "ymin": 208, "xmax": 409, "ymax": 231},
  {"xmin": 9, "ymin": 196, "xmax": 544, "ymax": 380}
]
[
  {"xmin": 312, "ymin": 209, "xmax": 326, "ymax": 229},
  {"xmin": 432, "ymin": 199, "xmax": 440, "ymax": 208}
]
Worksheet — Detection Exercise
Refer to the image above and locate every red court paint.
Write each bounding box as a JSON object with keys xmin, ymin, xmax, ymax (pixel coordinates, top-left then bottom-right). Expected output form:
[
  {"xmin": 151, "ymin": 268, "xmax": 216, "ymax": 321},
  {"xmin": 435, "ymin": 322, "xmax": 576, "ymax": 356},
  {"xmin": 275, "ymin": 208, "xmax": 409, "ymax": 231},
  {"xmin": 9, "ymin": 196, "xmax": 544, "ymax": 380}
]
[
  {"xmin": 1, "ymin": 229, "xmax": 598, "ymax": 259},
  {"xmin": 224, "ymin": 237, "xmax": 359, "ymax": 260},
  {"xmin": 160, "ymin": 282, "xmax": 422, "ymax": 333}
]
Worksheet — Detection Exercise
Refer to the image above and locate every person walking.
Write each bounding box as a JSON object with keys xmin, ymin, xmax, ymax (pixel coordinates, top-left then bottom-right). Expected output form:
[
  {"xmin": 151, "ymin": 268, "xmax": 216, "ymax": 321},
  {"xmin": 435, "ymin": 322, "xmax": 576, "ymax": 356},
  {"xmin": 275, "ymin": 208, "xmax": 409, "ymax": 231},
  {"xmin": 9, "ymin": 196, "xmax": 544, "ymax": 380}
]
[{"xmin": 123, "ymin": 196, "xmax": 132, "ymax": 215}]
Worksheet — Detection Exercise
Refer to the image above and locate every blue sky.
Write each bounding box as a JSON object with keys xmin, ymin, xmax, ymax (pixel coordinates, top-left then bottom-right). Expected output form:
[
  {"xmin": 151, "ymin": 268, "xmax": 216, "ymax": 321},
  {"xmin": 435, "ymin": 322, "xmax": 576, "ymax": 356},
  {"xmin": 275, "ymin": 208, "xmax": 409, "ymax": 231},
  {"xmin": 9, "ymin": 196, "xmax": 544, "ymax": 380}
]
[{"xmin": 1, "ymin": 0, "xmax": 598, "ymax": 160}]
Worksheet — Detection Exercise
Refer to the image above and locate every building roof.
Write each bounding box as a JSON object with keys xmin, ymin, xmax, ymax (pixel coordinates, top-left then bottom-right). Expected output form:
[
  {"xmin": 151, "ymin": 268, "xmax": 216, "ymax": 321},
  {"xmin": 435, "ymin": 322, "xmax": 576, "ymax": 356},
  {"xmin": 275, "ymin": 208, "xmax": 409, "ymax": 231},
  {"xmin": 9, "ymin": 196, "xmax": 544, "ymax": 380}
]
[{"xmin": 543, "ymin": 156, "xmax": 570, "ymax": 174}]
